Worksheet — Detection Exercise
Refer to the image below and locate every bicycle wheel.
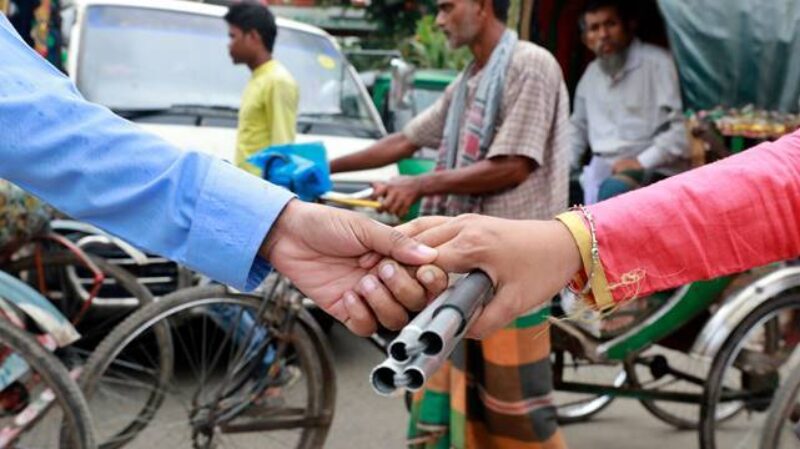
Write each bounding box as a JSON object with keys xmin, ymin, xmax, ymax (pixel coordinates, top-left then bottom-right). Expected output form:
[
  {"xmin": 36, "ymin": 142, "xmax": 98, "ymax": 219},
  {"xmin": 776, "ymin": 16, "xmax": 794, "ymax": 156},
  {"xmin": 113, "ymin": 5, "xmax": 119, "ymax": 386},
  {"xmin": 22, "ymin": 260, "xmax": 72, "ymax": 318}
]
[
  {"xmin": 0, "ymin": 317, "xmax": 95, "ymax": 449},
  {"xmin": 759, "ymin": 357, "xmax": 800, "ymax": 449},
  {"xmin": 552, "ymin": 350, "xmax": 625, "ymax": 424},
  {"xmin": 80, "ymin": 284, "xmax": 335, "ymax": 449},
  {"xmin": 5, "ymin": 251, "xmax": 156, "ymax": 350},
  {"xmin": 699, "ymin": 293, "xmax": 800, "ymax": 449}
]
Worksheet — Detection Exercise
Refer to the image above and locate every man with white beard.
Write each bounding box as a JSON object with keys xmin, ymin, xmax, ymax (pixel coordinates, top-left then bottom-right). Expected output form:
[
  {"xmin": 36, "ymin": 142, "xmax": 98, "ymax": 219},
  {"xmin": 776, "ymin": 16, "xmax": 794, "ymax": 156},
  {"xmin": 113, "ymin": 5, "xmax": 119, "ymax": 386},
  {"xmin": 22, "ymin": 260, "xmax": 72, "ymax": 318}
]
[{"xmin": 571, "ymin": 0, "xmax": 688, "ymax": 204}]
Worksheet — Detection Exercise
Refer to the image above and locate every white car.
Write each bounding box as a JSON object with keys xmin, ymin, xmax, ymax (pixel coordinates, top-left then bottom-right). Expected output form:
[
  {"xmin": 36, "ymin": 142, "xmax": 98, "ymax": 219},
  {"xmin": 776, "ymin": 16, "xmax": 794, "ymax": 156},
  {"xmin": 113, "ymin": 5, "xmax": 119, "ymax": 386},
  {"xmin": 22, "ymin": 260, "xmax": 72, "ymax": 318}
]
[{"xmin": 62, "ymin": 0, "xmax": 397, "ymax": 189}]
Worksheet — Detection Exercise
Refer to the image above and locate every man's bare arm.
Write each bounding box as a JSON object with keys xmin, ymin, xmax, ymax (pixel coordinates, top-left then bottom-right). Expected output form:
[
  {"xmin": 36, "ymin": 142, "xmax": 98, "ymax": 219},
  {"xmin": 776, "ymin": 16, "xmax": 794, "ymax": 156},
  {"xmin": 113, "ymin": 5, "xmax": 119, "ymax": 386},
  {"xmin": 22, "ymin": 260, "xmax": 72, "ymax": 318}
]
[
  {"xmin": 418, "ymin": 155, "xmax": 535, "ymax": 195},
  {"xmin": 330, "ymin": 133, "xmax": 420, "ymax": 174}
]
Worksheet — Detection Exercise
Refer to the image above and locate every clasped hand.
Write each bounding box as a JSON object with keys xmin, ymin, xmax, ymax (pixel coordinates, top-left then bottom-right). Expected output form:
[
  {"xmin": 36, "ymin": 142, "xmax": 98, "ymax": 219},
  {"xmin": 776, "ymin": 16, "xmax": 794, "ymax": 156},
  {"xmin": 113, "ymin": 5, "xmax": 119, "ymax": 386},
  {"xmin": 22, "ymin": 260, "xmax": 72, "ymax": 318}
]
[{"xmin": 263, "ymin": 200, "xmax": 583, "ymax": 339}]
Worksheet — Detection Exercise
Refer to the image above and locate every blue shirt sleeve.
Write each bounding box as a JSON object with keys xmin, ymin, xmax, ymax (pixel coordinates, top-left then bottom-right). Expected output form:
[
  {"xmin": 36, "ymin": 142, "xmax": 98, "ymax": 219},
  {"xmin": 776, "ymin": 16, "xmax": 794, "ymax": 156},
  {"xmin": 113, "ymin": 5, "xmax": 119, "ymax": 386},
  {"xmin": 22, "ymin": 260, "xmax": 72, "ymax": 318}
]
[{"xmin": 0, "ymin": 15, "xmax": 294, "ymax": 291}]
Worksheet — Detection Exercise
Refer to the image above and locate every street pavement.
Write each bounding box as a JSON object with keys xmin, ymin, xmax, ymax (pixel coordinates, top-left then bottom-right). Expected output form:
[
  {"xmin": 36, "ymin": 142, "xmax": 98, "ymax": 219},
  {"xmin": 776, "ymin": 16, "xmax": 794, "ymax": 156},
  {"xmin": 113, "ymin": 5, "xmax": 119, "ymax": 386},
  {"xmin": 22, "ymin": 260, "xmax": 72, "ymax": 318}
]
[{"xmin": 324, "ymin": 325, "xmax": 757, "ymax": 449}]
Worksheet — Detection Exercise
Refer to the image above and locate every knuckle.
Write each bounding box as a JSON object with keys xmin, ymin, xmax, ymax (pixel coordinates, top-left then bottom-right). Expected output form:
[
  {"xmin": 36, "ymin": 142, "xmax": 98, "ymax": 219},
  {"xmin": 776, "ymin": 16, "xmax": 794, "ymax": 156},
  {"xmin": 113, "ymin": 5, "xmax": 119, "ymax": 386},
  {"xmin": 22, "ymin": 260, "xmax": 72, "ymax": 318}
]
[
  {"xmin": 389, "ymin": 229, "xmax": 408, "ymax": 246},
  {"xmin": 459, "ymin": 228, "xmax": 483, "ymax": 249},
  {"xmin": 456, "ymin": 213, "xmax": 479, "ymax": 224}
]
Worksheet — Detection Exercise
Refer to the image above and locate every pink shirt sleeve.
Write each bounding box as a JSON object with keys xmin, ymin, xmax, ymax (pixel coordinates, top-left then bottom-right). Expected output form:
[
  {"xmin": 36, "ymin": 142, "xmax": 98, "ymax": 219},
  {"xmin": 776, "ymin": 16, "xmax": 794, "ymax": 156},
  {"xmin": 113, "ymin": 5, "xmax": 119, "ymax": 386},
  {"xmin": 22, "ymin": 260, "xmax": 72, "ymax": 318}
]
[{"xmin": 588, "ymin": 129, "xmax": 800, "ymax": 302}]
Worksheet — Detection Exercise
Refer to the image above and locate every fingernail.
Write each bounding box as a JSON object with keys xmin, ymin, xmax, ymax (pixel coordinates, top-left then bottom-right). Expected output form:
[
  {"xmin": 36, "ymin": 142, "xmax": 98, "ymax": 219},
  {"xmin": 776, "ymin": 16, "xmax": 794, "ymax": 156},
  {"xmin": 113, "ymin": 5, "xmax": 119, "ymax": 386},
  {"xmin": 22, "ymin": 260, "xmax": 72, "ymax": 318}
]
[
  {"xmin": 345, "ymin": 292, "xmax": 358, "ymax": 307},
  {"xmin": 414, "ymin": 244, "xmax": 437, "ymax": 258},
  {"xmin": 361, "ymin": 276, "xmax": 377, "ymax": 293},
  {"xmin": 380, "ymin": 263, "xmax": 395, "ymax": 280},
  {"xmin": 421, "ymin": 269, "xmax": 435, "ymax": 284}
]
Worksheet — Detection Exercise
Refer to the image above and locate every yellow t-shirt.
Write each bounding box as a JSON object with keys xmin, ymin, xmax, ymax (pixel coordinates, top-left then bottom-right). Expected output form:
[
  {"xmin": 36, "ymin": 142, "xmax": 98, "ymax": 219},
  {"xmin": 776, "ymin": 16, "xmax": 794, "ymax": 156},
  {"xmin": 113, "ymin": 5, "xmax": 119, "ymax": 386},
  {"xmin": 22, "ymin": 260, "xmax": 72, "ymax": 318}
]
[{"xmin": 236, "ymin": 60, "xmax": 299, "ymax": 176}]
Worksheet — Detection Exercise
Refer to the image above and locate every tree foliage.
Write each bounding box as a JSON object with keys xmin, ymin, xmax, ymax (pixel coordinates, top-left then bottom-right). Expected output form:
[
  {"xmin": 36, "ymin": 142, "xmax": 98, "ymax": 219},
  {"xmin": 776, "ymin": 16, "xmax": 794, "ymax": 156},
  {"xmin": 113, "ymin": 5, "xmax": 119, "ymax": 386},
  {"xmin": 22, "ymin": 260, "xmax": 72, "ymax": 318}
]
[
  {"xmin": 365, "ymin": 0, "xmax": 436, "ymax": 46},
  {"xmin": 400, "ymin": 15, "xmax": 471, "ymax": 70}
]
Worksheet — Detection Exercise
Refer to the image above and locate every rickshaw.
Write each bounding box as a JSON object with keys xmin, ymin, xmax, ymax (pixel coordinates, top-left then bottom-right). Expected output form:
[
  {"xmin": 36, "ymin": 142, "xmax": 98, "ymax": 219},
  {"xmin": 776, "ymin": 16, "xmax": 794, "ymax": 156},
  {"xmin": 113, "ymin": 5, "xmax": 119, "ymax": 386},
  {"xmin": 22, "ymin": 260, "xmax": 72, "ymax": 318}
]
[{"xmin": 526, "ymin": 1, "xmax": 800, "ymax": 448}]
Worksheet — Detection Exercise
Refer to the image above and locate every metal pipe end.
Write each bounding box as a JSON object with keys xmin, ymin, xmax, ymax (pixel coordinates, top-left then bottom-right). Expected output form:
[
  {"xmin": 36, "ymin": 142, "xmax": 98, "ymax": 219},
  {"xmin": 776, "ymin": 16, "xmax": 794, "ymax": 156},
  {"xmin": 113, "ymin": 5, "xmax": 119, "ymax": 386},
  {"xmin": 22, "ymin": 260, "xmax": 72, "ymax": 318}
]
[
  {"xmin": 371, "ymin": 364, "xmax": 400, "ymax": 396},
  {"xmin": 387, "ymin": 327, "xmax": 423, "ymax": 362},
  {"xmin": 419, "ymin": 331, "xmax": 443, "ymax": 356},
  {"xmin": 403, "ymin": 366, "xmax": 425, "ymax": 391},
  {"xmin": 389, "ymin": 340, "xmax": 409, "ymax": 362}
]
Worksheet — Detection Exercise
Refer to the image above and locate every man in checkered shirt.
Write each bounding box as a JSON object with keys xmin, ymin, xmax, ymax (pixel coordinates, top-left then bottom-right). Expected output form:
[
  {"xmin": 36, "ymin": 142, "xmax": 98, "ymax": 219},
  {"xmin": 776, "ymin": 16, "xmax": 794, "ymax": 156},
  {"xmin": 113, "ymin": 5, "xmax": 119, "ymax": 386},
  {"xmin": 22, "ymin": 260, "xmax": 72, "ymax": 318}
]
[{"xmin": 331, "ymin": 0, "xmax": 571, "ymax": 446}]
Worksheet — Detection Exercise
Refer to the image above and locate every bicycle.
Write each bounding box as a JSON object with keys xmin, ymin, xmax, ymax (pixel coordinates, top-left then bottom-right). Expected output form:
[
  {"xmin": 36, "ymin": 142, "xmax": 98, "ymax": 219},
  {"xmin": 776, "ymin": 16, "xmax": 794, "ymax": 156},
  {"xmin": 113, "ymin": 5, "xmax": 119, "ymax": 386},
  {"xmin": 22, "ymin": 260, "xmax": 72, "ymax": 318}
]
[
  {"xmin": 77, "ymin": 271, "xmax": 335, "ymax": 449},
  {"xmin": 0, "ymin": 269, "xmax": 96, "ymax": 449},
  {"xmin": 0, "ymin": 180, "xmax": 160, "ymax": 449},
  {"xmin": 699, "ymin": 273, "xmax": 800, "ymax": 449}
]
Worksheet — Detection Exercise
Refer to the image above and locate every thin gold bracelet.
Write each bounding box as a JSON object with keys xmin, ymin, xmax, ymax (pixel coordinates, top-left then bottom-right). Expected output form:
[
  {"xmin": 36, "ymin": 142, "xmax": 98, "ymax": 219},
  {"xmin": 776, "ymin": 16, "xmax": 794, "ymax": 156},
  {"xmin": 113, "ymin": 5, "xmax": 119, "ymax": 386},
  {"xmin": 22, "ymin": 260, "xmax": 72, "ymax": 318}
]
[{"xmin": 575, "ymin": 205, "xmax": 600, "ymax": 295}]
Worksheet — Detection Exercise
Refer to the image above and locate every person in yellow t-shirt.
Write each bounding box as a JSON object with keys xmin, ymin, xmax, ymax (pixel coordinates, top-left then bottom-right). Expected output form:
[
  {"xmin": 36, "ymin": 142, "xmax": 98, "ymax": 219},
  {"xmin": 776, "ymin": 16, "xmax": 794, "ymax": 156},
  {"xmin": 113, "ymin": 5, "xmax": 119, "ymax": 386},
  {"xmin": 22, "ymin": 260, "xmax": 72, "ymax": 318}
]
[{"xmin": 225, "ymin": 2, "xmax": 299, "ymax": 176}]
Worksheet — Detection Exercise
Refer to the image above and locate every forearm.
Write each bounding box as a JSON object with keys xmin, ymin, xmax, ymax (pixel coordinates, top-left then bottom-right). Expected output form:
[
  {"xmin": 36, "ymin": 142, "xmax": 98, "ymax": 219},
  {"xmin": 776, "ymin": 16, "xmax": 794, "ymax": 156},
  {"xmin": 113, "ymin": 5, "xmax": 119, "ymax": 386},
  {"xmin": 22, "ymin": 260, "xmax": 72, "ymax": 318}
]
[
  {"xmin": 571, "ymin": 131, "xmax": 800, "ymax": 303},
  {"xmin": 637, "ymin": 121, "xmax": 689, "ymax": 170},
  {"xmin": 0, "ymin": 25, "xmax": 293, "ymax": 290},
  {"xmin": 419, "ymin": 157, "xmax": 534, "ymax": 196},
  {"xmin": 330, "ymin": 133, "xmax": 418, "ymax": 173},
  {"xmin": 570, "ymin": 123, "xmax": 589, "ymax": 169},
  {"xmin": 570, "ymin": 94, "xmax": 590, "ymax": 169}
]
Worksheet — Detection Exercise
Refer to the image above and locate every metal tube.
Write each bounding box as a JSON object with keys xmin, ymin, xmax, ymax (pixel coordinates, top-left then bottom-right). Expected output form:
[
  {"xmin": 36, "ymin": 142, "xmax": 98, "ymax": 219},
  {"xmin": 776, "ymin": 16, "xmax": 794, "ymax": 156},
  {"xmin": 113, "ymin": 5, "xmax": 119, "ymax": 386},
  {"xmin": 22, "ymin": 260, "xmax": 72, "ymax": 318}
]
[
  {"xmin": 418, "ymin": 308, "xmax": 462, "ymax": 356},
  {"xmin": 403, "ymin": 354, "xmax": 437, "ymax": 391},
  {"xmin": 387, "ymin": 327, "xmax": 423, "ymax": 362},
  {"xmin": 370, "ymin": 358, "xmax": 407, "ymax": 396},
  {"xmin": 436, "ymin": 271, "xmax": 494, "ymax": 333},
  {"xmin": 388, "ymin": 290, "xmax": 451, "ymax": 362},
  {"xmin": 371, "ymin": 271, "xmax": 495, "ymax": 395},
  {"xmin": 416, "ymin": 271, "xmax": 493, "ymax": 357},
  {"xmin": 402, "ymin": 335, "xmax": 458, "ymax": 391}
]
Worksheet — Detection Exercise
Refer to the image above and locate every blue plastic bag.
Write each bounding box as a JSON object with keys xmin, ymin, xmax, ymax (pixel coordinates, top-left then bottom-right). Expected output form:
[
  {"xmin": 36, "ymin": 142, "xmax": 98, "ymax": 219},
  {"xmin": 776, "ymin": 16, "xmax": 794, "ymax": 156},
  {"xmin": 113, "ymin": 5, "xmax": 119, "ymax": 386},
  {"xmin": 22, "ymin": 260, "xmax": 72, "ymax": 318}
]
[{"xmin": 248, "ymin": 142, "xmax": 332, "ymax": 201}]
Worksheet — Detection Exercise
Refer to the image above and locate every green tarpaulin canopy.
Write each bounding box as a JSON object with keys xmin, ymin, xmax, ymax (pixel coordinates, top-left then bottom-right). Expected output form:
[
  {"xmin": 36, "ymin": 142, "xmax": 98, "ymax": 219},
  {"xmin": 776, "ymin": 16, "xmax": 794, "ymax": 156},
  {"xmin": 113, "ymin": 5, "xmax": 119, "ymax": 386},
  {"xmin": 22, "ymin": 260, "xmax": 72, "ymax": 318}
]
[{"xmin": 659, "ymin": 0, "xmax": 800, "ymax": 112}]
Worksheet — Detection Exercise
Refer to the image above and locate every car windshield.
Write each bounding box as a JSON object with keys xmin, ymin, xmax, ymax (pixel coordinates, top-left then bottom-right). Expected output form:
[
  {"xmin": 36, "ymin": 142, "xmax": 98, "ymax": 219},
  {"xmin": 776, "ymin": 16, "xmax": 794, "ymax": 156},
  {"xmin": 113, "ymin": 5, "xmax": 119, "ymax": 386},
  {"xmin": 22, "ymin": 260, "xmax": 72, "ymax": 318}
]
[{"xmin": 76, "ymin": 5, "xmax": 380, "ymax": 135}]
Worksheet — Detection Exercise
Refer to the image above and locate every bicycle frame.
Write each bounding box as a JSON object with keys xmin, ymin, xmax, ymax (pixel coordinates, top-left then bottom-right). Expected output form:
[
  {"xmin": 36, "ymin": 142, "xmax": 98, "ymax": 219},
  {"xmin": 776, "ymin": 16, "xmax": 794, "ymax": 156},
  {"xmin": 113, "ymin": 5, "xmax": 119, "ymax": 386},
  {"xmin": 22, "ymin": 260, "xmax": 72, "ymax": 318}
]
[
  {"xmin": 552, "ymin": 273, "xmax": 748, "ymax": 404},
  {"xmin": 599, "ymin": 277, "xmax": 732, "ymax": 361}
]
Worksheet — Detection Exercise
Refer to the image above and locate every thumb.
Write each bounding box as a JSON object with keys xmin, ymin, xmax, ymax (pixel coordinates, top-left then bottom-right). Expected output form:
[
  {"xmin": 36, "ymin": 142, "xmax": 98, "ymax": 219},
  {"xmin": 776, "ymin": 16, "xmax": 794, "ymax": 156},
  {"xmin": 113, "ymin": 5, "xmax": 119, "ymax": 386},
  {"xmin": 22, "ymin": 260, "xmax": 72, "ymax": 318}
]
[{"xmin": 359, "ymin": 218, "xmax": 438, "ymax": 265}]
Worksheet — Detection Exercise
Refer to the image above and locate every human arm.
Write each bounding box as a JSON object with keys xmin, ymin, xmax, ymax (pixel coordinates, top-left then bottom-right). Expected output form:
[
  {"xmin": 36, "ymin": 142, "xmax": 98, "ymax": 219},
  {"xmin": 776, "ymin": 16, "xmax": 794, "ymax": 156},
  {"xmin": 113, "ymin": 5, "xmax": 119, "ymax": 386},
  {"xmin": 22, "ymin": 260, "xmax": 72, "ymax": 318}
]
[
  {"xmin": 0, "ymin": 17, "xmax": 289, "ymax": 291},
  {"xmin": 0, "ymin": 16, "xmax": 439, "ymax": 336},
  {"xmin": 374, "ymin": 156, "xmax": 534, "ymax": 217},
  {"xmin": 585, "ymin": 130, "xmax": 800, "ymax": 301},
  {"xmin": 330, "ymin": 79, "xmax": 455, "ymax": 174},
  {"xmin": 329, "ymin": 132, "xmax": 419, "ymax": 173},
  {"xmin": 633, "ymin": 57, "xmax": 689, "ymax": 171},
  {"xmin": 260, "ymin": 200, "xmax": 442, "ymax": 335},
  {"xmin": 398, "ymin": 130, "xmax": 800, "ymax": 336}
]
